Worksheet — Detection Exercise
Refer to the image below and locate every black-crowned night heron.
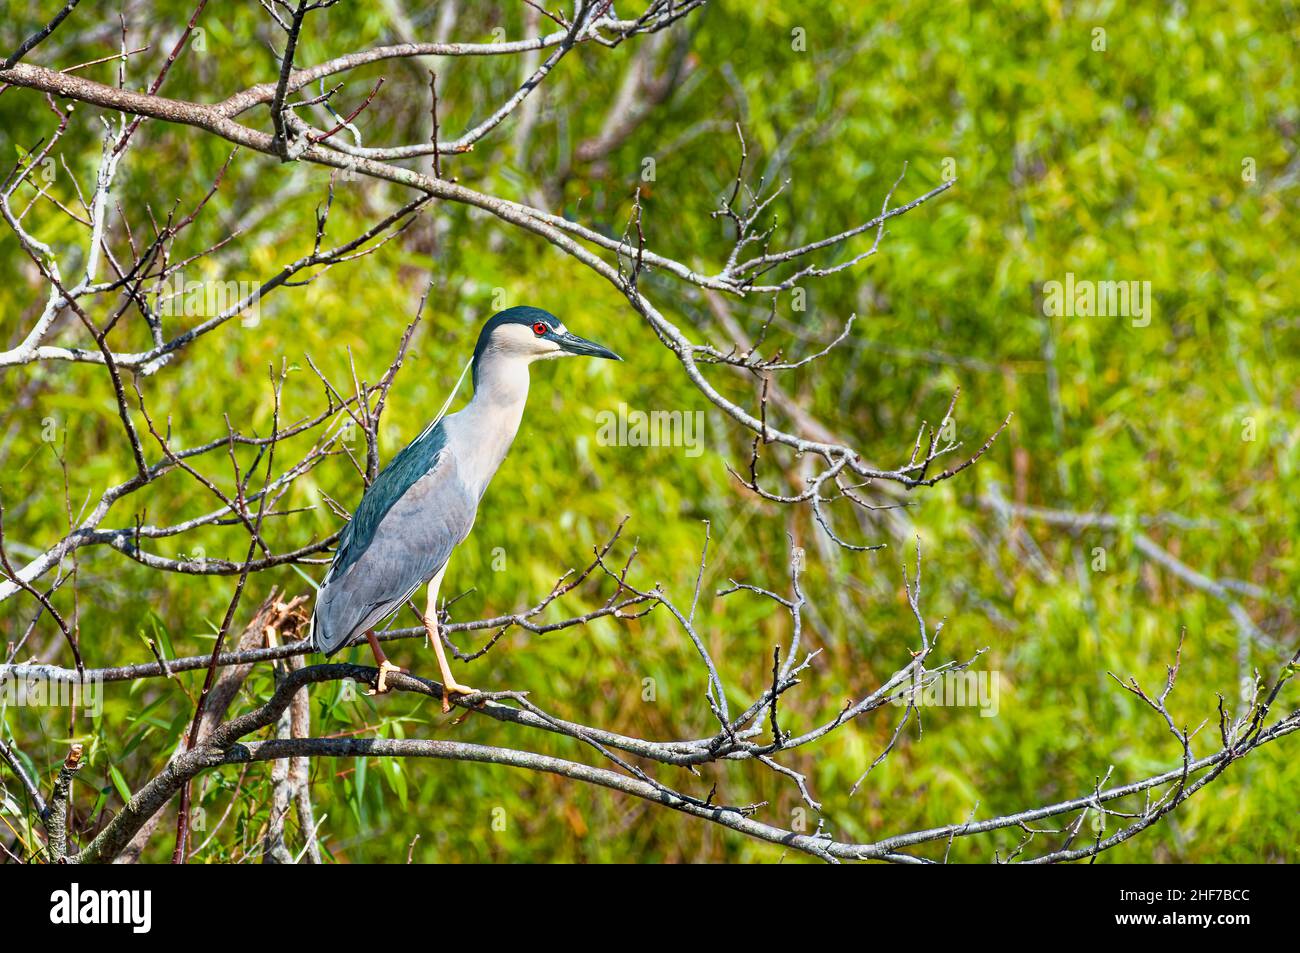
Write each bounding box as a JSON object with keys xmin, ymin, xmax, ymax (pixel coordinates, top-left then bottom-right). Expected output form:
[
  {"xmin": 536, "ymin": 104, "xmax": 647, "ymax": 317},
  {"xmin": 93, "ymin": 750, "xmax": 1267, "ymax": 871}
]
[{"xmin": 310, "ymin": 306, "xmax": 621, "ymax": 708}]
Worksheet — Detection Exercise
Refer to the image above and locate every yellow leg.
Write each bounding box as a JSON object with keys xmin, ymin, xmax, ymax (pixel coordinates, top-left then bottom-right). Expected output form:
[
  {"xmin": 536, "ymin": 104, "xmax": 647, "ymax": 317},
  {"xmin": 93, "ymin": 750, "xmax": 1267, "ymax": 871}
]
[
  {"xmin": 425, "ymin": 586, "xmax": 477, "ymax": 712},
  {"xmin": 364, "ymin": 629, "xmax": 403, "ymax": 695}
]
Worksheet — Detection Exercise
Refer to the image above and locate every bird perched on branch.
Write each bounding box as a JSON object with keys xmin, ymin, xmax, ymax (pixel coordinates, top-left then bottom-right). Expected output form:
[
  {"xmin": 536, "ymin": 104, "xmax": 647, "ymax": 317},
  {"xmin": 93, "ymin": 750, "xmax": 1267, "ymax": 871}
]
[{"xmin": 310, "ymin": 306, "xmax": 621, "ymax": 708}]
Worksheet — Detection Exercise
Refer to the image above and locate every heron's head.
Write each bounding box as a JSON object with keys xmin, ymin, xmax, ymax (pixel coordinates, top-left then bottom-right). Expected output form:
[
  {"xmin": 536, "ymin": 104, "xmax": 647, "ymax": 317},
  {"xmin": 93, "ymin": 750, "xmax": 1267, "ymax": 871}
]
[{"xmin": 473, "ymin": 306, "xmax": 622, "ymax": 374}]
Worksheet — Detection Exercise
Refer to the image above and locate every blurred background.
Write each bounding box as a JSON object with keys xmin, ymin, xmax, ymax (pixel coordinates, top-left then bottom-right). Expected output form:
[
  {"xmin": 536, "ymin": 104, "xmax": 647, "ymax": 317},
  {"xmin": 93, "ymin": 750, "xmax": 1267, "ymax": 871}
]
[{"xmin": 1, "ymin": 1, "xmax": 1297, "ymax": 862}]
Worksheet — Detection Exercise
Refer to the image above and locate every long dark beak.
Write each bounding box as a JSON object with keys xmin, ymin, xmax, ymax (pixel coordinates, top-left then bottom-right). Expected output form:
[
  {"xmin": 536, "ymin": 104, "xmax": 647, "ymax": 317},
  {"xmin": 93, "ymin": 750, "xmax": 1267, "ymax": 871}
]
[{"xmin": 559, "ymin": 331, "xmax": 622, "ymax": 361}]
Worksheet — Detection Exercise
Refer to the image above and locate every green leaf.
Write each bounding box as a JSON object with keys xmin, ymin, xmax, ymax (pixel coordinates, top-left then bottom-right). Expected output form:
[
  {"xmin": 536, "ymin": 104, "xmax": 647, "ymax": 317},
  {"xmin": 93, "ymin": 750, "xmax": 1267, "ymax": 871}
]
[{"xmin": 108, "ymin": 766, "xmax": 132, "ymax": 805}]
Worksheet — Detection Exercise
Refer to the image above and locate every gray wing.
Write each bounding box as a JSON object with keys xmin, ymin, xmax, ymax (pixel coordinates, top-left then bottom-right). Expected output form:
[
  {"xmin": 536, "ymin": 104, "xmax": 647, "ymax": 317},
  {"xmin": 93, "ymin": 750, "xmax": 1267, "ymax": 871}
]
[{"xmin": 311, "ymin": 440, "xmax": 478, "ymax": 656}]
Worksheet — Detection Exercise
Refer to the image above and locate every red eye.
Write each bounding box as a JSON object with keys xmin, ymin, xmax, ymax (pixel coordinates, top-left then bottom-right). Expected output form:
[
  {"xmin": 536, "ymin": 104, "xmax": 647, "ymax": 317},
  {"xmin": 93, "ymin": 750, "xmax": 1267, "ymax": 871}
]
[{"xmin": 532, "ymin": 322, "xmax": 548, "ymax": 336}]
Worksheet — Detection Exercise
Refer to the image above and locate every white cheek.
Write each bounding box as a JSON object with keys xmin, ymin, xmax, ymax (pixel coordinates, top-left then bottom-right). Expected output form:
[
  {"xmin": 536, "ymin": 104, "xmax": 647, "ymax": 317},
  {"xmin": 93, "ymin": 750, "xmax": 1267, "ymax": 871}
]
[
  {"xmin": 535, "ymin": 338, "xmax": 568, "ymax": 360},
  {"xmin": 491, "ymin": 323, "xmax": 564, "ymax": 359}
]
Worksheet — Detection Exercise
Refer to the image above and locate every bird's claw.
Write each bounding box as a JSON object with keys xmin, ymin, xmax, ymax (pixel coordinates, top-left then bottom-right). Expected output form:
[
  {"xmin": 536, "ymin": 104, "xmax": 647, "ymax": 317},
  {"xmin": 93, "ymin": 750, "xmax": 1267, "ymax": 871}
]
[
  {"xmin": 441, "ymin": 681, "xmax": 479, "ymax": 713},
  {"xmin": 366, "ymin": 659, "xmax": 404, "ymax": 695}
]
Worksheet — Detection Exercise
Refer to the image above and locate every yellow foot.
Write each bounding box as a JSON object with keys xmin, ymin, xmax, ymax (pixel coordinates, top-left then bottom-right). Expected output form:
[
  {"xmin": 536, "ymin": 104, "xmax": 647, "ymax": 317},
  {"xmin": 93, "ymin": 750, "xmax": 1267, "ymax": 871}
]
[
  {"xmin": 440, "ymin": 679, "xmax": 478, "ymax": 713},
  {"xmin": 366, "ymin": 659, "xmax": 405, "ymax": 695}
]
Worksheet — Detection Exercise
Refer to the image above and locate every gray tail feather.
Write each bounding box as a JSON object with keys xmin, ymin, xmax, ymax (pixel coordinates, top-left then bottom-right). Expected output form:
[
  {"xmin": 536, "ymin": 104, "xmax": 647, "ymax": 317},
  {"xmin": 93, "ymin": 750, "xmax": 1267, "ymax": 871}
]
[
  {"xmin": 310, "ymin": 598, "xmax": 364, "ymax": 658},
  {"xmin": 312, "ymin": 585, "xmax": 406, "ymax": 658},
  {"xmin": 309, "ymin": 607, "xmax": 344, "ymax": 658},
  {"xmin": 308, "ymin": 602, "xmax": 342, "ymax": 657}
]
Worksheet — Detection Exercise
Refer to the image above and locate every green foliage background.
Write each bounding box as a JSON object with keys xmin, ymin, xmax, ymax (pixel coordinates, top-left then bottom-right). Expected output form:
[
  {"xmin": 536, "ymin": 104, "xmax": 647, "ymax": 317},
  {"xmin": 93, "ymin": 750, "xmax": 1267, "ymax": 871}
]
[{"xmin": 1, "ymin": 1, "xmax": 1296, "ymax": 862}]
